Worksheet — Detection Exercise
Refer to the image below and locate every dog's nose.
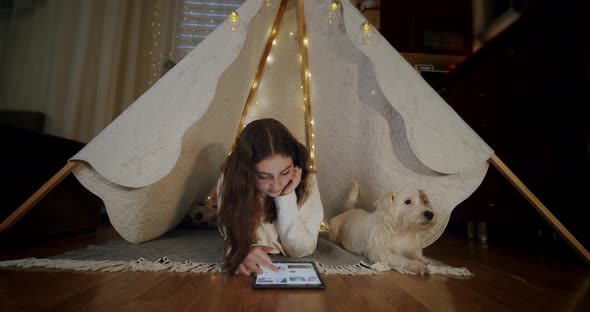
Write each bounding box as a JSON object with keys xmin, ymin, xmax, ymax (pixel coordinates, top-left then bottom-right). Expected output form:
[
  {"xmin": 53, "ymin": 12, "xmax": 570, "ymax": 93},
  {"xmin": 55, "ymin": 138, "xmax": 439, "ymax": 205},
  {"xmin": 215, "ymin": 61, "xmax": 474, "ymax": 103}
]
[{"xmin": 423, "ymin": 211, "xmax": 434, "ymax": 220}]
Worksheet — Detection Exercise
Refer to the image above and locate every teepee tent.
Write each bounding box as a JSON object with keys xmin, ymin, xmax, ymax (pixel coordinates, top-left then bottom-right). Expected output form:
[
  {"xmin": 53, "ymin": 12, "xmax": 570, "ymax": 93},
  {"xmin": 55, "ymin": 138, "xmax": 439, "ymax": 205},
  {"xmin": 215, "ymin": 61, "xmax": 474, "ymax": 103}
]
[{"xmin": 2, "ymin": 0, "xmax": 588, "ymax": 262}]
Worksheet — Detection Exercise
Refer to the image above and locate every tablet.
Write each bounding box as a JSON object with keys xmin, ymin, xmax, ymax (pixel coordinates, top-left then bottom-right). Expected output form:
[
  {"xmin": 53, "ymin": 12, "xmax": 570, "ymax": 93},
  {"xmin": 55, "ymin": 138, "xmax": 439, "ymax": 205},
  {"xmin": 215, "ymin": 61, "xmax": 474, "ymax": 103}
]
[{"xmin": 251, "ymin": 261, "xmax": 326, "ymax": 289}]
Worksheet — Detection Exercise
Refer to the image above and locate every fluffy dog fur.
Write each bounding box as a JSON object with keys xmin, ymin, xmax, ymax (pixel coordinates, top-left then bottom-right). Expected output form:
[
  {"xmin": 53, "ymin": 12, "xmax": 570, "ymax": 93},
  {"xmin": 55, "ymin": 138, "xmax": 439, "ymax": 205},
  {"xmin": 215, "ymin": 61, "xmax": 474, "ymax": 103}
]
[{"xmin": 329, "ymin": 182, "xmax": 435, "ymax": 274}]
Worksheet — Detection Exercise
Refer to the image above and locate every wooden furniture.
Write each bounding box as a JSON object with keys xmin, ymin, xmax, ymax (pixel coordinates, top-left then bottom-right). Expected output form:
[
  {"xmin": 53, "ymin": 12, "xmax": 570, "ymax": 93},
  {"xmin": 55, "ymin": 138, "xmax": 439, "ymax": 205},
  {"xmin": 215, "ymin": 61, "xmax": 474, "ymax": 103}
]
[
  {"xmin": 434, "ymin": 0, "xmax": 590, "ymax": 250},
  {"xmin": 0, "ymin": 112, "xmax": 102, "ymax": 242},
  {"xmin": 380, "ymin": 0, "xmax": 473, "ymax": 55}
]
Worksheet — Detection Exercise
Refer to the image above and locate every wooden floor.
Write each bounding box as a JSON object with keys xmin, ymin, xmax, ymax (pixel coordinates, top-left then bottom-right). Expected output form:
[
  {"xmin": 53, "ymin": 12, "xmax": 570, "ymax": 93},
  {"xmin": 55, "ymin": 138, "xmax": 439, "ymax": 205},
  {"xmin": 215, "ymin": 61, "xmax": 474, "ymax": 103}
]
[{"xmin": 1, "ymin": 221, "xmax": 589, "ymax": 312}]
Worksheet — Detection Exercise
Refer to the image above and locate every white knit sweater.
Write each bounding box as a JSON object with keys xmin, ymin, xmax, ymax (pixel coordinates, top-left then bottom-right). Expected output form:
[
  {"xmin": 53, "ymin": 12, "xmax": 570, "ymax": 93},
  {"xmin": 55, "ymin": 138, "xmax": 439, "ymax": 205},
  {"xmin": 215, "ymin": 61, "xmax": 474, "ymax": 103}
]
[{"xmin": 217, "ymin": 174, "xmax": 324, "ymax": 258}]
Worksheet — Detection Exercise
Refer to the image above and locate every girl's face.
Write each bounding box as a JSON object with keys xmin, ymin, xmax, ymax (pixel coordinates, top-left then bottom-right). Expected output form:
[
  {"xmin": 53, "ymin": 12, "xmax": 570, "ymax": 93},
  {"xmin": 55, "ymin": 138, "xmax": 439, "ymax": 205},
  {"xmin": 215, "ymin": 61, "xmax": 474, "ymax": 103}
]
[{"xmin": 254, "ymin": 154, "xmax": 294, "ymax": 198}]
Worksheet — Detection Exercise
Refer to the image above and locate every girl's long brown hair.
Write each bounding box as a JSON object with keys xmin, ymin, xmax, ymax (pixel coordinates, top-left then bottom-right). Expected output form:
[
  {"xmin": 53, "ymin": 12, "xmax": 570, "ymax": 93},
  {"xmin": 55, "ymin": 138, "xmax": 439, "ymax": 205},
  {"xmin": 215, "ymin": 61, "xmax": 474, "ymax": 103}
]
[{"xmin": 218, "ymin": 118, "xmax": 310, "ymax": 274}]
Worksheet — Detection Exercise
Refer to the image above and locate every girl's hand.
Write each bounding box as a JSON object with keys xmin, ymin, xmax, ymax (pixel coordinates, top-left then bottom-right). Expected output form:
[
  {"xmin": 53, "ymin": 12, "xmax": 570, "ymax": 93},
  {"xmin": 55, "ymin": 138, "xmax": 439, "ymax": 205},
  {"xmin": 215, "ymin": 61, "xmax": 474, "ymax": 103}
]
[
  {"xmin": 238, "ymin": 246, "xmax": 279, "ymax": 276},
  {"xmin": 280, "ymin": 166, "xmax": 302, "ymax": 196}
]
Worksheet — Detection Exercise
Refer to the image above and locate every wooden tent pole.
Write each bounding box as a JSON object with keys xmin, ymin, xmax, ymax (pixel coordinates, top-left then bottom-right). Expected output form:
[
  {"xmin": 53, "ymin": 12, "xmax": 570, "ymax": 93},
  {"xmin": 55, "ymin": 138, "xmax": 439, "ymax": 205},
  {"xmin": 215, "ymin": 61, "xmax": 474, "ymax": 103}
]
[
  {"xmin": 0, "ymin": 161, "xmax": 79, "ymax": 233},
  {"xmin": 489, "ymin": 154, "xmax": 590, "ymax": 263},
  {"xmin": 296, "ymin": 0, "xmax": 315, "ymax": 171},
  {"xmin": 233, "ymin": 0, "xmax": 289, "ymax": 147}
]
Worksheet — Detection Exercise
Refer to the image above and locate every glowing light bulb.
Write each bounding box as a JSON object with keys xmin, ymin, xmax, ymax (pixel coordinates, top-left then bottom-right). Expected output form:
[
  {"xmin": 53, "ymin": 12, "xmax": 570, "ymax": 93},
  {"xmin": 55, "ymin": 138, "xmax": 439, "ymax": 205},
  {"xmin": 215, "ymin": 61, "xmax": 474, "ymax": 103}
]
[
  {"xmin": 229, "ymin": 11, "xmax": 239, "ymax": 23},
  {"xmin": 362, "ymin": 21, "xmax": 371, "ymax": 33},
  {"xmin": 359, "ymin": 21, "xmax": 375, "ymax": 44},
  {"xmin": 331, "ymin": 1, "xmax": 338, "ymax": 11},
  {"xmin": 327, "ymin": 0, "xmax": 341, "ymax": 25},
  {"xmin": 227, "ymin": 11, "xmax": 240, "ymax": 31}
]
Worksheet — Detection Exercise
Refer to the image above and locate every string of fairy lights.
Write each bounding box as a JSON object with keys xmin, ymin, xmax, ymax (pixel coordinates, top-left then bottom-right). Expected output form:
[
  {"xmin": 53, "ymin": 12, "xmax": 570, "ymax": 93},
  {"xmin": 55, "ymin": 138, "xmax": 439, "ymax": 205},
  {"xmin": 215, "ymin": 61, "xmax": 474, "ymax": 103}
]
[
  {"xmin": 150, "ymin": 0, "xmax": 377, "ymax": 172},
  {"xmin": 231, "ymin": 0, "xmax": 374, "ymax": 170},
  {"xmin": 148, "ymin": 0, "xmax": 163, "ymax": 87},
  {"xmin": 296, "ymin": 0, "xmax": 315, "ymax": 170}
]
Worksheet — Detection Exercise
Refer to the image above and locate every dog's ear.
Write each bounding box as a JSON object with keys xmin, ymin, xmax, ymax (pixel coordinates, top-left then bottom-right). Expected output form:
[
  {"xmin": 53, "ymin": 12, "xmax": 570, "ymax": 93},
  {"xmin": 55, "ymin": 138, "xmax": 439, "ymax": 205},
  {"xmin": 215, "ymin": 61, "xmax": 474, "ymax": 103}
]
[
  {"xmin": 373, "ymin": 191, "xmax": 399, "ymax": 210},
  {"xmin": 418, "ymin": 190, "xmax": 430, "ymax": 205},
  {"xmin": 372, "ymin": 199, "xmax": 380, "ymax": 210},
  {"xmin": 372, "ymin": 194, "xmax": 386, "ymax": 210},
  {"xmin": 388, "ymin": 191, "xmax": 400, "ymax": 204}
]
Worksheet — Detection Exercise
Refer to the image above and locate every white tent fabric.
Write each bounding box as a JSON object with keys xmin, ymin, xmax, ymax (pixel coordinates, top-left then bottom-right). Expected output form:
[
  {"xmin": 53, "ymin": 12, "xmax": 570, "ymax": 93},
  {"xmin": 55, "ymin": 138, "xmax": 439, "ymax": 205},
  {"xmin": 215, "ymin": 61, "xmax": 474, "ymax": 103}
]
[{"xmin": 71, "ymin": 0, "xmax": 493, "ymax": 245}]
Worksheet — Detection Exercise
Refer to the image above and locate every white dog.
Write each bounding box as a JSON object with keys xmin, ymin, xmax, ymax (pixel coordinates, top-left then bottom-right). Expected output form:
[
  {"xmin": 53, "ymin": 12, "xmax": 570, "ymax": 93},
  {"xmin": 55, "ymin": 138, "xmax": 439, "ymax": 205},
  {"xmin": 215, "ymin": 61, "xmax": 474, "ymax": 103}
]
[{"xmin": 329, "ymin": 182, "xmax": 435, "ymax": 274}]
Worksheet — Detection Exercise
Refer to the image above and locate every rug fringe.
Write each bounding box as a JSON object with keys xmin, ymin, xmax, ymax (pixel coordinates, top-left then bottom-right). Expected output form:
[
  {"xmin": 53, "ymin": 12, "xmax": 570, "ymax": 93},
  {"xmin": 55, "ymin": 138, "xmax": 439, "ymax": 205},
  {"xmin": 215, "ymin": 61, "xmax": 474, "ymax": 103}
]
[
  {"xmin": 0, "ymin": 258, "xmax": 378, "ymax": 275},
  {"xmin": 314, "ymin": 261, "xmax": 380, "ymax": 275},
  {"xmin": 0, "ymin": 258, "xmax": 470, "ymax": 276},
  {"xmin": 369, "ymin": 261, "xmax": 473, "ymax": 276},
  {"xmin": 0, "ymin": 257, "xmax": 225, "ymax": 274},
  {"xmin": 426, "ymin": 264, "xmax": 473, "ymax": 276}
]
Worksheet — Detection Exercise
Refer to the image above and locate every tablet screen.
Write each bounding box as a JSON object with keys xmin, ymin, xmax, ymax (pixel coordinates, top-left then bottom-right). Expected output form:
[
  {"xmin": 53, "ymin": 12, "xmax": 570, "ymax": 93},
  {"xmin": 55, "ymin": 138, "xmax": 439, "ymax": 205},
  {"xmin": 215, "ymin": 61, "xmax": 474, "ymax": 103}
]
[{"xmin": 251, "ymin": 262, "xmax": 326, "ymax": 289}]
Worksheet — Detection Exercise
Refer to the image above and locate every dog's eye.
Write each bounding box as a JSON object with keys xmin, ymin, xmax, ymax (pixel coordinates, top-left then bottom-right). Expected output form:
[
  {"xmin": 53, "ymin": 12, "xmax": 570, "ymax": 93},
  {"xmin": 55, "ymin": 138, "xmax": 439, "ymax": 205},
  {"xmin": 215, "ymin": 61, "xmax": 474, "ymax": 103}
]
[{"xmin": 404, "ymin": 199, "xmax": 412, "ymax": 205}]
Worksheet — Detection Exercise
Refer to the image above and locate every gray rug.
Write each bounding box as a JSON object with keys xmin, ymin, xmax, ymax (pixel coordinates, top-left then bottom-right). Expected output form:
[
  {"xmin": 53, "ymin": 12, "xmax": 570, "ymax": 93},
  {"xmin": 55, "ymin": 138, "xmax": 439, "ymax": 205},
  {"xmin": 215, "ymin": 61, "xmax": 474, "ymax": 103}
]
[
  {"xmin": 0, "ymin": 229, "xmax": 473, "ymax": 276},
  {"xmin": 0, "ymin": 229, "xmax": 378, "ymax": 275}
]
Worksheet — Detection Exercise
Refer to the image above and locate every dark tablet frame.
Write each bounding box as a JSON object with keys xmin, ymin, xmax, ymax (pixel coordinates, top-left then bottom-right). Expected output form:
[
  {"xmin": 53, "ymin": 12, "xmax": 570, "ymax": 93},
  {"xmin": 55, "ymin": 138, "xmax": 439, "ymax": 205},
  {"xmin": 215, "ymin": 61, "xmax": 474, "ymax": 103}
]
[{"xmin": 251, "ymin": 261, "xmax": 326, "ymax": 290}]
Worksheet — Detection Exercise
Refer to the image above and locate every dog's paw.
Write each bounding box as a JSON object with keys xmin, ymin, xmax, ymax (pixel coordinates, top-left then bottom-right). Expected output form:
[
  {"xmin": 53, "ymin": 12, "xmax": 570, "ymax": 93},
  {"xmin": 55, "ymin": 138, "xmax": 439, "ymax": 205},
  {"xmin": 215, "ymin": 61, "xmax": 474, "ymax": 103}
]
[
  {"xmin": 405, "ymin": 260, "xmax": 430, "ymax": 274},
  {"xmin": 417, "ymin": 257, "xmax": 432, "ymax": 266}
]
